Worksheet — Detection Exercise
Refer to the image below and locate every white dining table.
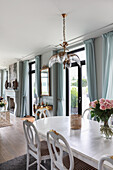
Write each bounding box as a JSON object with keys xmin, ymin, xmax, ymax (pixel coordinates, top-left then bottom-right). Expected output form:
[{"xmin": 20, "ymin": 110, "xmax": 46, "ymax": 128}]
[{"xmin": 34, "ymin": 116, "xmax": 113, "ymax": 170}]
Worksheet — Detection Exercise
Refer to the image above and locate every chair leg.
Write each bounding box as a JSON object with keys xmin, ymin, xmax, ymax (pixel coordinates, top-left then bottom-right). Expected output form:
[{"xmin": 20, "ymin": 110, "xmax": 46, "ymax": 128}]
[
  {"xmin": 26, "ymin": 152, "xmax": 29, "ymax": 170},
  {"xmin": 37, "ymin": 163, "xmax": 40, "ymax": 170},
  {"xmin": 51, "ymin": 161, "xmax": 53, "ymax": 170},
  {"xmin": 37, "ymin": 160, "xmax": 40, "ymax": 170}
]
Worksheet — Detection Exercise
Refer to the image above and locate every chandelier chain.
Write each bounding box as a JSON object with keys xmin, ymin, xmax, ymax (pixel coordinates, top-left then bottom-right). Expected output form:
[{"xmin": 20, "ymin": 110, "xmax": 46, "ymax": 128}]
[{"xmin": 63, "ymin": 17, "xmax": 66, "ymax": 42}]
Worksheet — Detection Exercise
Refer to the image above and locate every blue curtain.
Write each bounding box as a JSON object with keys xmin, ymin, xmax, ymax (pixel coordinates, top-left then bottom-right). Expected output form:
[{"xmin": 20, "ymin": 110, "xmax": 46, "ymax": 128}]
[
  {"xmin": 35, "ymin": 56, "xmax": 41, "ymax": 103},
  {"xmin": 21, "ymin": 61, "xmax": 29, "ymax": 117},
  {"xmin": 84, "ymin": 39, "xmax": 98, "ymax": 101},
  {"xmin": 102, "ymin": 31, "xmax": 113, "ymax": 99},
  {"xmin": 57, "ymin": 63, "xmax": 63, "ymax": 116}
]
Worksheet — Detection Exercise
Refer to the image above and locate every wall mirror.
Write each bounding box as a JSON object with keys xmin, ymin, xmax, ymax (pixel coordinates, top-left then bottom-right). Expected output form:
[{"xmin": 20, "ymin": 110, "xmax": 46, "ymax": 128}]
[{"xmin": 40, "ymin": 66, "xmax": 50, "ymax": 96}]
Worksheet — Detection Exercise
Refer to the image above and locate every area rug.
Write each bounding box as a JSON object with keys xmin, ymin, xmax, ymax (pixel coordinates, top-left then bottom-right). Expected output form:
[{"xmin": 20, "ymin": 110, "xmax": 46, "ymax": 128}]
[
  {"xmin": 0, "ymin": 154, "xmax": 97, "ymax": 170},
  {"xmin": 0, "ymin": 154, "xmax": 50, "ymax": 170},
  {"xmin": 21, "ymin": 116, "xmax": 35, "ymax": 123},
  {"xmin": 0, "ymin": 121, "xmax": 12, "ymax": 128}
]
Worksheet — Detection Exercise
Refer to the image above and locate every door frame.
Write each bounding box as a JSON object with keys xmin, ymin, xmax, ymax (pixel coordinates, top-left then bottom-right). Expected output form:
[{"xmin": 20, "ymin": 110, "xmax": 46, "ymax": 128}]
[
  {"xmin": 29, "ymin": 61, "xmax": 35, "ymax": 116},
  {"xmin": 66, "ymin": 47, "xmax": 85, "ymax": 116}
]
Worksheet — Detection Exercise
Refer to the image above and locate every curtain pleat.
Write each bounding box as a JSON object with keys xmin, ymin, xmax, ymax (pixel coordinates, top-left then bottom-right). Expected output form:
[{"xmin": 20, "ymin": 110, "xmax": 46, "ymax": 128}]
[
  {"xmin": 21, "ymin": 61, "xmax": 29, "ymax": 117},
  {"xmin": 102, "ymin": 31, "xmax": 113, "ymax": 99},
  {"xmin": 35, "ymin": 56, "xmax": 41, "ymax": 103},
  {"xmin": 84, "ymin": 39, "xmax": 98, "ymax": 101},
  {"xmin": 57, "ymin": 63, "xmax": 63, "ymax": 116}
]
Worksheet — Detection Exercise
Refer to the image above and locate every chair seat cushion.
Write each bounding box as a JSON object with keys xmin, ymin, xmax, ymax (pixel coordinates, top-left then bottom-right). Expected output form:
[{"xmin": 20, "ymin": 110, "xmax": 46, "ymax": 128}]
[
  {"xmin": 63, "ymin": 155, "xmax": 97, "ymax": 170},
  {"xmin": 41, "ymin": 140, "xmax": 50, "ymax": 156},
  {"xmin": 29, "ymin": 140, "xmax": 59, "ymax": 157}
]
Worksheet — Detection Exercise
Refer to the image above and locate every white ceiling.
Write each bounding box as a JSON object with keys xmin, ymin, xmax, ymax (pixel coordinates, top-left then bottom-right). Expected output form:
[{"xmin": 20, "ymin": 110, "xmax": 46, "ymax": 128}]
[{"xmin": 0, "ymin": 0, "xmax": 113, "ymax": 68}]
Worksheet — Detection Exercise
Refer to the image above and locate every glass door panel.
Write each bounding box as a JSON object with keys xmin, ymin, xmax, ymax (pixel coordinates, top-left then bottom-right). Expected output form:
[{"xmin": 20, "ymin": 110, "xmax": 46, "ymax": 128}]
[{"xmin": 69, "ymin": 67, "xmax": 78, "ymax": 115}]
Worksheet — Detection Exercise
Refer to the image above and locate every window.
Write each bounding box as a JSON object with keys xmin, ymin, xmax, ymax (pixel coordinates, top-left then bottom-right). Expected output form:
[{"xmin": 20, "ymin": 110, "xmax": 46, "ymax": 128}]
[
  {"xmin": 29, "ymin": 61, "xmax": 36, "ymax": 116},
  {"xmin": 66, "ymin": 47, "xmax": 89, "ymax": 116}
]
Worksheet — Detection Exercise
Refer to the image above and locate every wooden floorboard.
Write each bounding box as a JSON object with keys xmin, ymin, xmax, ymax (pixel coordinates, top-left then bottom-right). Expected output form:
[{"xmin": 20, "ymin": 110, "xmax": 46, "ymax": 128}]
[{"xmin": 0, "ymin": 114, "xmax": 26, "ymax": 164}]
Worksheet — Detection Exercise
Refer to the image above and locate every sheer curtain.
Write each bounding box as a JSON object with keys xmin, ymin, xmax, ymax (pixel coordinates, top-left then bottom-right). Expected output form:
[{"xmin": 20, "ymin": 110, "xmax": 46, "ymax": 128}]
[
  {"xmin": 102, "ymin": 31, "xmax": 113, "ymax": 99},
  {"xmin": 84, "ymin": 39, "xmax": 98, "ymax": 101}
]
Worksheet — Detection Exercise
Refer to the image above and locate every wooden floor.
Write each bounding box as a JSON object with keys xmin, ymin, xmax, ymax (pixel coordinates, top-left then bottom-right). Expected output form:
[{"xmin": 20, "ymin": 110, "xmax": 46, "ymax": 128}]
[{"xmin": 0, "ymin": 114, "xmax": 26, "ymax": 164}]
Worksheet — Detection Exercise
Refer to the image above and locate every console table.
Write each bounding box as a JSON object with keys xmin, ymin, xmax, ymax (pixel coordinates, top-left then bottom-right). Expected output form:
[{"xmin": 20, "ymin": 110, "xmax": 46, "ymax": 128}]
[{"xmin": 33, "ymin": 104, "xmax": 53, "ymax": 114}]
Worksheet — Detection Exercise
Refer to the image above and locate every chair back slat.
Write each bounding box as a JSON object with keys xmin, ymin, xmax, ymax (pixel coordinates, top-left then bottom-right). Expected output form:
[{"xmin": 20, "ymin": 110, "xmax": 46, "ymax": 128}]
[
  {"xmin": 23, "ymin": 120, "xmax": 41, "ymax": 154},
  {"xmin": 47, "ymin": 130, "xmax": 74, "ymax": 170},
  {"xmin": 82, "ymin": 108, "xmax": 91, "ymax": 119}
]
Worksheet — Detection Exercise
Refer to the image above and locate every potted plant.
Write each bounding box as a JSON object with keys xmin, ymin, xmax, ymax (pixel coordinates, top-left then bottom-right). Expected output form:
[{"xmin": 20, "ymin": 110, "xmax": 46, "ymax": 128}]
[{"xmin": 89, "ymin": 98, "xmax": 113, "ymax": 139}]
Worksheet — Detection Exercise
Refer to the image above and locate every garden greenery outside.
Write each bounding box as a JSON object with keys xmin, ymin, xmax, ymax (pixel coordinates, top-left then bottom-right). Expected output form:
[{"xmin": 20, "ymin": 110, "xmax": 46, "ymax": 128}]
[{"xmin": 71, "ymin": 78, "xmax": 88, "ymax": 111}]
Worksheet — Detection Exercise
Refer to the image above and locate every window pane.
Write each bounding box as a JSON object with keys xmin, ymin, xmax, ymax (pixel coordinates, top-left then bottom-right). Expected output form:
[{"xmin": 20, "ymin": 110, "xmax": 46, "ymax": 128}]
[
  {"xmin": 31, "ymin": 63, "xmax": 35, "ymax": 71},
  {"xmin": 82, "ymin": 65, "xmax": 90, "ymax": 112},
  {"xmin": 76, "ymin": 50, "xmax": 86, "ymax": 61}
]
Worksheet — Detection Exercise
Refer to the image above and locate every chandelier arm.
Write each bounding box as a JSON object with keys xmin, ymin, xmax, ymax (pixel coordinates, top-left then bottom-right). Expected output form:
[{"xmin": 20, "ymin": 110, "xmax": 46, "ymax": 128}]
[{"xmin": 67, "ymin": 54, "xmax": 81, "ymax": 67}]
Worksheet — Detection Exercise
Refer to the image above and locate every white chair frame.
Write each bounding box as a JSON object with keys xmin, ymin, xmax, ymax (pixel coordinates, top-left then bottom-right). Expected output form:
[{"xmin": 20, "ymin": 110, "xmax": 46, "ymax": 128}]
[
  {"xmin": 35, "ymin": 108, "xmax": 50, "ymax": 120},
  {"xmin": 23, "ymin": 120, "xmax": 50, "ymax": 170},
  {"xmin": 47, "ymin": 130, "xmax": 74, "ymax": 170},
  {"xmin": 82, "ymin": 108, "xmax": 91, "ymax": 119},
  {"xmin": 98, "ymin": 155, "xmax": 113, "ymax": 170}
]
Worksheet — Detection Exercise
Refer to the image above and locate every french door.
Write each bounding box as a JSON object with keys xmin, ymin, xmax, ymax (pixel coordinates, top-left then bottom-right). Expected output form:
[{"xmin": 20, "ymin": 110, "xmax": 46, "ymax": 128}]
[{"xmin": 66, "ymin": 47, "xmax": 89, "ymax": 116}]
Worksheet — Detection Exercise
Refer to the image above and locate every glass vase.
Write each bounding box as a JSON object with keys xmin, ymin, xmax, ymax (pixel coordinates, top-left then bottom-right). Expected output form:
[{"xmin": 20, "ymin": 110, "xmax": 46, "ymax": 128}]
[{"xmin": 100, "ymin": 120, "xmax": 113, "ymax": 139}]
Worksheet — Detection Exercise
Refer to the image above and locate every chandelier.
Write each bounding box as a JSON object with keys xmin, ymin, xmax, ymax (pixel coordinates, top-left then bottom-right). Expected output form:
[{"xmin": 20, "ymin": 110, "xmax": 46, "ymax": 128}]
[{"xmin": 49, "ymin": 13, "xmax": 81, "ymax": 69}]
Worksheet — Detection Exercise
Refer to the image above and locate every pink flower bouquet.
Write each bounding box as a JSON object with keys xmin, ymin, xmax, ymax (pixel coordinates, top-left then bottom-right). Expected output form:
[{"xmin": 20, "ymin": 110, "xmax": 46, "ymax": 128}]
[{"xmin": 89, "ymin": 98, "xmax": 113, "ymax": 122}]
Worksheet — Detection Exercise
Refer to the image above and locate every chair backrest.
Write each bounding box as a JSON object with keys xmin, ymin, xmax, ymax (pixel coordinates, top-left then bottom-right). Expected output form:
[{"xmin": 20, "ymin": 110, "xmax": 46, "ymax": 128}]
[
  {"xmin": 82, "ymin": 108, "xmax": 91, "ymax": 119},
  {"xmin": 47, "ymin": 130, "xmax": 74, "ymax": 170},
  {"xmin": 23, "ymin": 120, "xmax": 41, "ymax": 156},
  {"xmin": 35, "ymin": 108, "xmax": 50, "ymax": 120}
]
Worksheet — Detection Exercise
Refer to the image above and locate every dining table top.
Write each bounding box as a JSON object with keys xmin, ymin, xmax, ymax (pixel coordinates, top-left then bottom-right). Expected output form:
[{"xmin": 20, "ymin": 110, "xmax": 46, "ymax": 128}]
[{"xmin": 34, "ymin": 116, "xmax": 113, "ymax": 170}]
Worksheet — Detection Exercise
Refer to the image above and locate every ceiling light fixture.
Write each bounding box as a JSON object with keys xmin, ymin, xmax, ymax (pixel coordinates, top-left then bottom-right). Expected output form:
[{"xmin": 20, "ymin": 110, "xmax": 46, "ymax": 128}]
[{"xmin": 49, "ymin": 13, "xmax": 81, "ymax": 69}]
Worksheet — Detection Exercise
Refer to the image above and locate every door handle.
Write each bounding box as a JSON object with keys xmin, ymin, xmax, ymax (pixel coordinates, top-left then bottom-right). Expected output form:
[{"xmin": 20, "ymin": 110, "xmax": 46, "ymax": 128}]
[{"xmin": 79, "ymin": 97, "xmax": 81, "ymax": 103}]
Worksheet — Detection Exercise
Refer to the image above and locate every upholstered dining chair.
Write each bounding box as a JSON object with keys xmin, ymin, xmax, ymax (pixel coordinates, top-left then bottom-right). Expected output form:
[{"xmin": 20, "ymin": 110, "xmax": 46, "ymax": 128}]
[
  {"xmin": 98, "ymin": 155, "xmax": 113, "ymax": 170},
  {"xmin": 23, "ymin": 120, "xmax": 50, "ymax": 170},
  {"xmin": 47, "ymin": 130, "xmax": 97, "ymax": 170},
  {"xmin": 47, "ymin": 130, "xmax": 74, "ymax": 170},
  {"xmin": 35, "ymin": 108, "xmax": 50, "ymax": 120}
]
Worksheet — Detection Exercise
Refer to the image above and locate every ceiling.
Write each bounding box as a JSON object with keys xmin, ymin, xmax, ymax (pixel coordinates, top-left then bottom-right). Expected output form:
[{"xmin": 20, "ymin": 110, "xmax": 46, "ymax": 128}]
[{"xmin": 0, "ymin": 0, "xmax": 113, "ymax": 68}]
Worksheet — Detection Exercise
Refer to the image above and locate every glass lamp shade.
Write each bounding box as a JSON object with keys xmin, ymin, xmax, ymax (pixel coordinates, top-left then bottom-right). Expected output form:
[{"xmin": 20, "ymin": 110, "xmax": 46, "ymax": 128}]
[
  {"xmin": 49, "ymin": 54, "xmax": 61, "ymax": 67},
  {"xmin": 68, "ymin": 54, "xmax": 81, "ymax": 67},
  {"xmin": 49, "ymin": 53, "xmax": 81, "ymax": 68}
]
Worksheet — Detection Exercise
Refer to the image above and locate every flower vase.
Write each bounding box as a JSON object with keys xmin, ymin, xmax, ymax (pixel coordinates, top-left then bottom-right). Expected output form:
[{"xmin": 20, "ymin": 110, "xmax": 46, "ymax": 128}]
[
  {"xmin": 0, "ymin": 107, "xmax": 4, "ymax": 111},
  {"xmin": 100, "ymin": 120, "xmax": 113, "ymax": 139}
]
